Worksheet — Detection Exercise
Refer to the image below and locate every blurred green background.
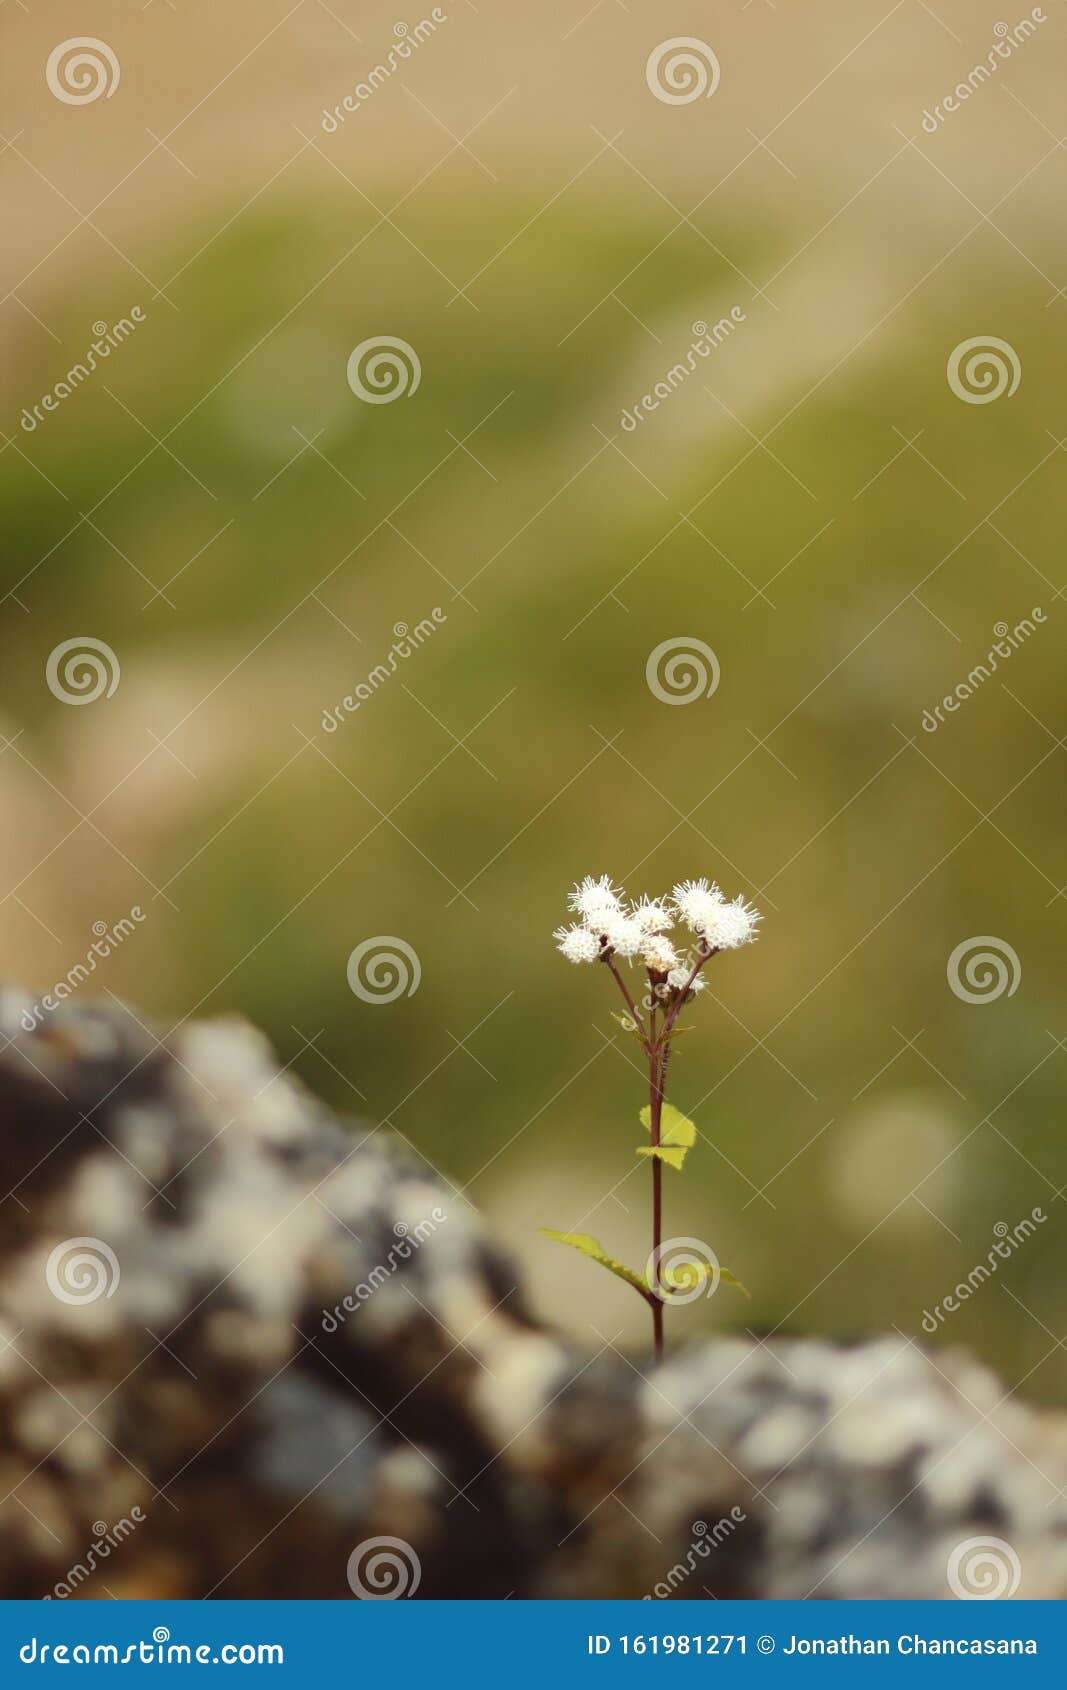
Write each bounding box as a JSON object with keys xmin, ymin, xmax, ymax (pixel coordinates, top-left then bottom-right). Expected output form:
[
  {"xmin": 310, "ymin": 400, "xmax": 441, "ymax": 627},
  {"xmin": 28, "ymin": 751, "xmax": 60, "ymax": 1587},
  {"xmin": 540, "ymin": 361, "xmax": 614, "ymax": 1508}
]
[{"xmin": 2, "ymin": 1, "xmax": 1065, "ymax": 1397}]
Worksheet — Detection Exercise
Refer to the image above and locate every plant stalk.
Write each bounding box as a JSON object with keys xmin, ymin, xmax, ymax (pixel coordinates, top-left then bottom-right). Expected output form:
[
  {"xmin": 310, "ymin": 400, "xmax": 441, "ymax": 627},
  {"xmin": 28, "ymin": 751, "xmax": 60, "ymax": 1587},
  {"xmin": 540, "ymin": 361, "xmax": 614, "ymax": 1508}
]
[
  {"xmin": 609, "ymin": 944, "xmax": 719, "ymax": 1362},
  {"xmin": 648, "ymin": 1038, "xmax": 666, "ymax": 1362}
]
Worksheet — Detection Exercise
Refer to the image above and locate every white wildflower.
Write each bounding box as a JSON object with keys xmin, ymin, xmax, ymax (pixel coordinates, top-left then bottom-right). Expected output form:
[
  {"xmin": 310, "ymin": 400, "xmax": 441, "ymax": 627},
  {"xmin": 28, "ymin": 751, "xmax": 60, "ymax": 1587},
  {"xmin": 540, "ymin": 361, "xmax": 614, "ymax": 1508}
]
[
  {"xmin": 567, "ymin": 874, "xmax": 624, "ymax": 923},
  {"xmin": 548, "ymin": 872, "xmax": 763, "ymax": 1354},
  {"xmin": 553, "ymin": 924, "xmax": 600, "ymax": 964},
  {"xmin": 671, "ymin": 877, "xmax": 724, "ymax": 938},
  {"xmin": 631, "ymin": 896, "xmax": 673, "ymax": 935},
  {"xmin": 704, "ymin": 895, "xmax": 762, "ymax": 950},
  {"xmin": 641, "ymin": 934, "xmax": 680, "ymax": 974},
  {"xmin": 601, "ymin": 913, "xmax": 645, "ymax": 959}
]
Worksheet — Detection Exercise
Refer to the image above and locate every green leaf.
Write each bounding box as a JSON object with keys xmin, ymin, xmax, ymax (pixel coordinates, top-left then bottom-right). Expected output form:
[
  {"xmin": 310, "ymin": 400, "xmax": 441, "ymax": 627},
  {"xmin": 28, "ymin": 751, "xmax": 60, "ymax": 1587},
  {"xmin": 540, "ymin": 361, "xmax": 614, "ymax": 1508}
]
[
  {"xmin": 637, "ymin": 1102, "xmax": 697, "ymax": 1171},
  {"xmin": 538, "ymin": 1229, "xmax": 650, "ymax": 1300},
  {"xmin": 610, "ymin": 1011, "xmax": 640, "ymax": 1034},
  {"xmin": 660, "ymin": 1261, "xmax": 749, "ymax": 1299},
  {"xmin": 638, "ymin": 1144, "xmax": 688, "ymax": 1171}
]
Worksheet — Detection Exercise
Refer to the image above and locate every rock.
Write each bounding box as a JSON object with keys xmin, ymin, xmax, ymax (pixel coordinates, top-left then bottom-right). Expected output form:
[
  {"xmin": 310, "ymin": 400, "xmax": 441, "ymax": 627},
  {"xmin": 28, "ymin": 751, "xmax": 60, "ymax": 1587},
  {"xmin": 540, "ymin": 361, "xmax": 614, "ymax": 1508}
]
[{"xmin": 1, "ymin": 986, "xmax": 1065, "ymax": 1600}]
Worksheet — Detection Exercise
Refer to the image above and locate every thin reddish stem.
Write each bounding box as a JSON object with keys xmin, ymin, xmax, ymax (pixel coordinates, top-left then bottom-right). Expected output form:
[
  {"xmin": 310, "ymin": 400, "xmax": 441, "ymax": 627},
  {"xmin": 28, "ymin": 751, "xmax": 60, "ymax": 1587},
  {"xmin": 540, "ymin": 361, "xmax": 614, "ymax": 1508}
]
[
  {"xmin": 648, "ymin": 1039, "xmax": 665, "ymax": 1362},
  {"xmin": 604, "ymin": 941, "xmax": 721, "ymax": 1361},
  {"xmin": 644, "ymin": 945, "xmax": 717, "ymax": 1362},
  {"xmin": 604, "ymin": 956, "xmax": 648, "ymax": 1042}
]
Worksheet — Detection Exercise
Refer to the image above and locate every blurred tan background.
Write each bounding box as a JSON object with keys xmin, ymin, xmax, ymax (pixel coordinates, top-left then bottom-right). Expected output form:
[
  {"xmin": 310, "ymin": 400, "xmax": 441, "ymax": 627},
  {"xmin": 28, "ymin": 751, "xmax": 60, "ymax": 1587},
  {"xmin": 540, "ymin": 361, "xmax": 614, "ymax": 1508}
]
[{"xmin": 2, "ymin": 1, "xmax": 1065, "ymax": 1394}]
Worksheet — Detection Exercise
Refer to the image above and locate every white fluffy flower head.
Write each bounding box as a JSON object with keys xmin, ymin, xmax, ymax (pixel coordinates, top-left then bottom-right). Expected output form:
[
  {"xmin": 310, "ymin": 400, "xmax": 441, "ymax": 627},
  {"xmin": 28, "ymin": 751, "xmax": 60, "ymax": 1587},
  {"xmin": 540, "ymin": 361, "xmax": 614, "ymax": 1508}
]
[
  {"xmin": 631, "ymin": 896, "xmax": 673, "ymax": 935},
  {"xmin": 641, "ymin": 934, "xmax": 680, "ymax": 974},
  {"xmin": 672, "ymin": 878, "xmax": 724, "ymax": 938},
  {"xmin": 567, "ymin": 874, "xmax": 624, "ymax": 923},
  {"xmin": 703, "ymin": 895, "xmax": 762, "ymax": 950},
  {"xmin": 553, "ymin": 924, "xmax": 601, "ymax": 964},
  {"xmin": 601, "ymin": 913, "xmax": 645, "ymax": 959}
]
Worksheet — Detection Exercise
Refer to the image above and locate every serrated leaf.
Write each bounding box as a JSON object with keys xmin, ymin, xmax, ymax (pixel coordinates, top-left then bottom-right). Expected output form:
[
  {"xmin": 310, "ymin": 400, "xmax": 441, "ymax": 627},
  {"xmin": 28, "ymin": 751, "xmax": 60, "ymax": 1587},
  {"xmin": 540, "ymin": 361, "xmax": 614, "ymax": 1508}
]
[
  {"xmin": 660, "ymin": 1261, "xmax": 750, "ymax": 1298},
  {"xmin": 538, "ymin": 1229, "xmax": 650, "ymax": 1300},
  {"xmin": 637, "ymin": 1102, "xmax": 697, "ymax": 1170}
]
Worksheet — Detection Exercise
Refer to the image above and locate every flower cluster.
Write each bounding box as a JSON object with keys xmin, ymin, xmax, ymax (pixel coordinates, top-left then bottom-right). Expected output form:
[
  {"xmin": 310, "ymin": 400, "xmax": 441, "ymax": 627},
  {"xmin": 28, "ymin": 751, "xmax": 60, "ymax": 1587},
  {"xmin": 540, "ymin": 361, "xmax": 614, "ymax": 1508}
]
[{"xmin": 553, "ymin": 874, "xmax": 760, "ymax": 990}]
